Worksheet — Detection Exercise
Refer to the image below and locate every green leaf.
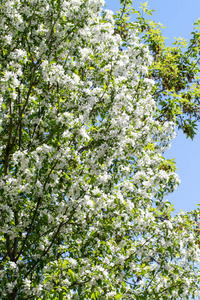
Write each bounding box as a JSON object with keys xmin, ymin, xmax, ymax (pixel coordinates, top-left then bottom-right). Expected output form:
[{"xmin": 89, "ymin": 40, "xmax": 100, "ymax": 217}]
[{"xmin": 2, "ymin": 103, "xmax": 6, "ymax": 109}]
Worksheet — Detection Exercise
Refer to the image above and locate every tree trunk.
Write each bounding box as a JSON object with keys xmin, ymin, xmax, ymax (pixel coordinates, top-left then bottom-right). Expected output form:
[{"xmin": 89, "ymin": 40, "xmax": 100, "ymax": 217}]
[{"xmin": 11, "ymin": 288, "xmax": 17, "ymax": 300}]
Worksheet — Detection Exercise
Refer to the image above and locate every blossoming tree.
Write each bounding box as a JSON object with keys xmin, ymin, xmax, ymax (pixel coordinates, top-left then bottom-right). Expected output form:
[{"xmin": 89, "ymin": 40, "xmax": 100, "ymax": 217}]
[{"xmin": 0, "ymin": 0, "xmax": 199, "ymax": 299}]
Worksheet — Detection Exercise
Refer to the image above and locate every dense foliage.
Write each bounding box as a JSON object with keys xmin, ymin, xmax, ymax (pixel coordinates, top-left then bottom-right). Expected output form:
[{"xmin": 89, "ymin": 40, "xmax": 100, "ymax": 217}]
[
  {"xmin": 115, "ymin": 0, "xmax": 200, "ymax": 139},
  {"xmin": 0, "ymin": 0, "xmax": 199, "ymax": 299}
]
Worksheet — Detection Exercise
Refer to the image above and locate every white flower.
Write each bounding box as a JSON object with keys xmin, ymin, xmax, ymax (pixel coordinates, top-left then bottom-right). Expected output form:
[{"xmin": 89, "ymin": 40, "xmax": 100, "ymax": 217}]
[
  {"xmin": 144, "ymin": 78, "xmax": 155, "ymax": 86},
  {"xmin": 63, "ymin": 278, "xmax": 70, "ymax": 286},
  {"xmin": 9, "ymin": 261, "xmax": 17, "ymax": 269},
  {"xmin": 5, "ymin": 35, "xmax": 12, "ymax": 44},
  {"xmin": 79, "ymin": 127, "xmax": 90, "ymax": 140},
  {"xmin": 23, "ymin": 278, "xmax": 31, "ymax": 290}
]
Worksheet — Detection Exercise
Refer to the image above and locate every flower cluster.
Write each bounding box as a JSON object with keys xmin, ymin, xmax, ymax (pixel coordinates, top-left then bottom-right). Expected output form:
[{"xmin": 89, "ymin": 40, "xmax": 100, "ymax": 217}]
[{"xmin": 0, "ymin": 0, "xmax": 199, "ymax": 299}]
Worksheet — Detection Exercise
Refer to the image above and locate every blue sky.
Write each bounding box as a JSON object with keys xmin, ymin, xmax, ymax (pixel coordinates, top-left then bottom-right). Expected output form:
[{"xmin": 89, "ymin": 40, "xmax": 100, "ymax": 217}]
[{"xmin": 106, "ymin": 0, "xmax": 200, "ymax": 214}]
